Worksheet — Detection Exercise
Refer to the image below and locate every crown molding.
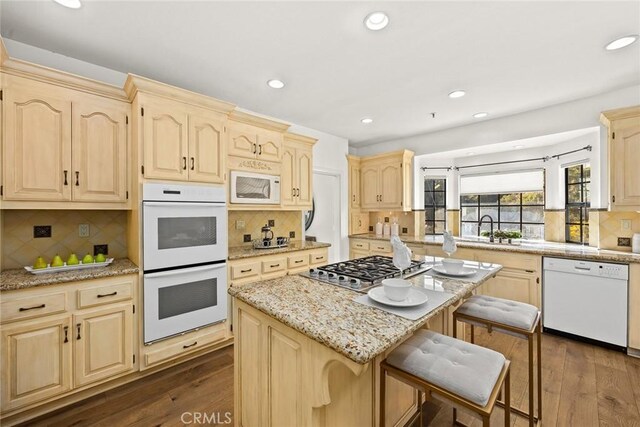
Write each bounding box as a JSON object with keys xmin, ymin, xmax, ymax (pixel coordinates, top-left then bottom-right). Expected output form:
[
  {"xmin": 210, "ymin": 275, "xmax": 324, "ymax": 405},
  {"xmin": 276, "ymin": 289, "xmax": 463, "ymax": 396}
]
[
  {"xmin": 284, "ymin": 131, "xmax": 317, "ymax": 146},
  {"xmin": 600, "ymin": 105, "xmax": 640, "ymax": 126},
  {"xmin": 228, "ymin": 110, "xmax": 290, "ymax": 132},
  {"xmin": 124, "ymin": 74, "xmax": 236, "ymax": 114}
]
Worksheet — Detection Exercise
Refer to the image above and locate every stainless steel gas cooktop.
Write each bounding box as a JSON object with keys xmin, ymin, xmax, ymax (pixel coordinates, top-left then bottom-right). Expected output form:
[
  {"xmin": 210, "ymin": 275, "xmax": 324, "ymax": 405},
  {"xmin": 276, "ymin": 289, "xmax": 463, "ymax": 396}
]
[{"xmin": 299, "ymin": 255, "xmax": 428, "ymax": 293}]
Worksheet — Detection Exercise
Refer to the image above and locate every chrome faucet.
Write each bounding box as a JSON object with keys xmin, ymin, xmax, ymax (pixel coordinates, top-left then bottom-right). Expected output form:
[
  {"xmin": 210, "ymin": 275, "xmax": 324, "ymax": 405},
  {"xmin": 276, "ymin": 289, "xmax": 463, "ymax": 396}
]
[{"xmin": 478, "ymin": 215, "xmax": 495, "ymax": 242}]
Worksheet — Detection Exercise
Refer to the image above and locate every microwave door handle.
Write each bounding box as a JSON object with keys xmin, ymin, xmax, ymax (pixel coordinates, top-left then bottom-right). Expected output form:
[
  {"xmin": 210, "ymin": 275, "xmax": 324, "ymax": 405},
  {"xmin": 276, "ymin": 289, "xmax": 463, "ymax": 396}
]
[{"xmin": 144, "ymin": 263, "xmax": 226, "ymax": 278}]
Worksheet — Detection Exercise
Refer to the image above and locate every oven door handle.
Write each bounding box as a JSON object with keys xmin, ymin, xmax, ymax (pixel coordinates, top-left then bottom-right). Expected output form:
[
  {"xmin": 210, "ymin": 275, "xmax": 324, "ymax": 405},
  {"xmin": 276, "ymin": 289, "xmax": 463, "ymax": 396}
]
[{"xmin": 144, "ymin": 263, "xmax": 226, "ymax": 278}]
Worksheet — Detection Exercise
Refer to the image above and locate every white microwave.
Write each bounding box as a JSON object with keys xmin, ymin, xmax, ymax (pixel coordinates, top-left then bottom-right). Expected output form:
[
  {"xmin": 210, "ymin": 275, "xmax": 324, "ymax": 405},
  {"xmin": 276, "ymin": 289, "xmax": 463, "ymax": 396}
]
[{"xmin": 230, "ymin": 171, "xmax": 281, "ymax": 204}]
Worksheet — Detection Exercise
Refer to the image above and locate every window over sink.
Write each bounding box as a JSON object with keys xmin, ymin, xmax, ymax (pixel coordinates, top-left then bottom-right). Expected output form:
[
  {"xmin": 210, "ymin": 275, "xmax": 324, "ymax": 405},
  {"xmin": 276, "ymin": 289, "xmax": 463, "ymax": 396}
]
[
  {"xmin": 565, "ymin": 163, "xmax": 590, "ymax": 244},
  {"xmin": 424, "ymin": 178, "xmax": 447, "ymax": 234}
]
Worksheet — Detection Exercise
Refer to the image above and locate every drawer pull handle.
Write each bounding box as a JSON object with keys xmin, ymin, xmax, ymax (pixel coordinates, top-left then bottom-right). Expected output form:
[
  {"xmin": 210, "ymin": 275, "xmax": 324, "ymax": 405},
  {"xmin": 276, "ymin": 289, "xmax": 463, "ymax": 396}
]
[
  {"xmin": 270, "ymin": 264, "xmax": 280, "ymax": 268},
  {"xmin": 63, "ymin": 170, "xmax": 68, "ymax": 186},
  {"xmin": 524, "ymin": 270, "xmax": 535, "ymax": 273},
  {"xmin": 240, "ymin": 269, "xmax": 252, "ymax": 273},
  {"xmin": 183, "ymin": 341, "xmax": 198, "ymax": 349},
  {"xmin": 19, "ymin": 304, "xmax": 46, "ymax": 312},
  {"xmin": 258, "ymin": 144, "xmax": 262, "ymax": 155},
  {"xmin": 97, "ymin": 291, "xmax": 118, "ymax": 298},
  {"xmin": 75, "ymin": 171, "xmax": 80, "ymax": 186},
  {"xmin": 76, "ymin": 323, "xmax": 82, "ymax": 340},
  {"xmin": 182, "ymin": 157, "xmax": 187, "ymax": 170},
  {"xmin": 294, "ymin": 260, "xmax": 303, "ymax": 264},
  {"xmin": 190, "ymin": 157, "xmax": 195, "ymax": 170},
  {"xmin": 315, "ymin": 257, "xmax": 323, "ymax": 260},
  {"xmin": 253, "ymin": 143, "xmax": 257, "ymax": 154},
  {"xmin": 63, "ymin": 326, "xmax": 69, "ymax": 343}
]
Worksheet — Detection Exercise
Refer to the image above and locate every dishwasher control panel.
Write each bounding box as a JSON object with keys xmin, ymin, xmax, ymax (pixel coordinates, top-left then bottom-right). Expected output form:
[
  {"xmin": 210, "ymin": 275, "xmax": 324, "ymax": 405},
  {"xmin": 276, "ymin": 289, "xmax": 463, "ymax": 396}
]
[{"xmin": 543, "ymin": 257, "xmax": 628, "ymax": 281}]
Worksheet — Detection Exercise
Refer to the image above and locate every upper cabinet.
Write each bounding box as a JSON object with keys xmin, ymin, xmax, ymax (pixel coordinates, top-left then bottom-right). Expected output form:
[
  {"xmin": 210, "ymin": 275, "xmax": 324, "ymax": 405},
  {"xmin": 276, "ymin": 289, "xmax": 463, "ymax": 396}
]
[
  {"xmin": 601, "ymin": 106, "xmax": 640, "ymax": 211},
  {"xmin": 227, "ymin": 111, "xmax": 286, "ymax": 164},
  {"xmin": 125, "ymin": 75, "xmax": 234, "ymax": 185},
  {"xmin": 359, "ymin": 150, "xmax": 414, "ymax": 211},
  {"xmin": 348, "ymin": 155, "xmax": 361, "ymax": 209},
  {"xmin": 281, "ymin": 133, "xmax": 315, "ymax": 210},
  {"xmin": 2, "ymin": 75, "xmax": 130, "ymax": 206}
]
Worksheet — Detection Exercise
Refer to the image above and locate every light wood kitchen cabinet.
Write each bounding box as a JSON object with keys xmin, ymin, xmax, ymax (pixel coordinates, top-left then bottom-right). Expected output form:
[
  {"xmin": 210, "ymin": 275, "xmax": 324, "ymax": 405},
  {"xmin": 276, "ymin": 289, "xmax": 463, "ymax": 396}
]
[
  {"xmin": 351, "ymin": 213, "xmax": 370, "ymax": 235},
  {"xmin": 1, "ymin": 315, "xmax": 72, "ymax": 411},
  {"xmin": 281, "ymin": 133, "xmax": 315, "ymax": 209},
  {"xmin": 2, "ymin": 75, "xmax": 130, "ymax": 205},
  {"xmin": 359, "ymin": 150, "xmax": 413, "ymax": 211},
  {"xmin": 227, "ymin": 121, "xmax": 283, "ymax": 163},
  {"xmin": 140, "ymin": 96, "xmax": 227, "ymax": 183},
  {"xmin": 73, "ymin": 303, "xmax": 134, "ymax": 388},
  {"xmin": 601, "ymin": 106, "xmax": 640, "ymax": 211},
  {"xmin": 629, "ymin": 263, "xmax": 640, "ymax": 352},
  {"xmin": 348, "ymin": 155, "xmax": 361, "ymax": 208}
]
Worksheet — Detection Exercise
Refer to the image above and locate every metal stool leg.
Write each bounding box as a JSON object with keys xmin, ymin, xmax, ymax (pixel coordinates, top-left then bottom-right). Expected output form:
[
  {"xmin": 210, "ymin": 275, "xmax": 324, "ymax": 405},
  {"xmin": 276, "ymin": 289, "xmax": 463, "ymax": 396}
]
[
  {"xmin": 505, "ymin": 366, "xmax": 511, "ymax": 427},
  {"xmin": 470, "ymin": 324, "xmax": 475, "ymax": 344},
  {"xmin": 537, "ymin": 321, "xmax": 542, "ymax": 421},
  {"xmin": 528, "ymin": 333, "xmax": 534, "ymax": 427}
]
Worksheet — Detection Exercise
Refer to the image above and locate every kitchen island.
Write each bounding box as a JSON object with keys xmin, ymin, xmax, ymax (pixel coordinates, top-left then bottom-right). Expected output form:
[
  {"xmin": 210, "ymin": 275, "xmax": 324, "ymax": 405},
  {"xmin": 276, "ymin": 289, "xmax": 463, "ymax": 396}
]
[{"xmin": 229, "ymin": 257, "xmax": 502, "ymax": 427}]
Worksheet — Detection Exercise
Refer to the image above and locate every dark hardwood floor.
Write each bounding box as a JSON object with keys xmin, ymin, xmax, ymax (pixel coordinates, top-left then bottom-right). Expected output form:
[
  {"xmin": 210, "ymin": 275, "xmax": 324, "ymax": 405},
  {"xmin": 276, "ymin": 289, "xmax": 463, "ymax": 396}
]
[{"xmin": 23, "ymin": 329, "xmax": 640, "ymax": 427}]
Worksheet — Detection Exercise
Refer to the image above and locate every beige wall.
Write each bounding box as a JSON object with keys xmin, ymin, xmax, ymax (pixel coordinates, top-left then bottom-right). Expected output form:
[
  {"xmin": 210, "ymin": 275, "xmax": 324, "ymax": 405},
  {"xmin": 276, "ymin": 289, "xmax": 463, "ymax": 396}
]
[
  {"xmin": 589, "ymin": 210, "xmax": 640, "ymax": 251},
  {"xmin": 228, "ymin": 210, "xmax": 302, "ymax": 248},
  {"xmin": 2, "ymin": 210, "xmax": 128, "ymax": 270}
]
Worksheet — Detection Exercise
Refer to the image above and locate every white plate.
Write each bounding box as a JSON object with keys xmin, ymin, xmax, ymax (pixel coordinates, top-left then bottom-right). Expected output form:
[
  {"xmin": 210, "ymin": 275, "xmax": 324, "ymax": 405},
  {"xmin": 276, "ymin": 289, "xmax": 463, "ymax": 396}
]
[
  {"xmin": 24, "ymin": 258, "xmax": 114, "ymax": 275},
  {"xmin": 367, "ymin": 287, "xmax": 429, "ymax": 307},
  {"xmin": 431, "ymin": 264, "xmax": 477, "ymax": 277}
]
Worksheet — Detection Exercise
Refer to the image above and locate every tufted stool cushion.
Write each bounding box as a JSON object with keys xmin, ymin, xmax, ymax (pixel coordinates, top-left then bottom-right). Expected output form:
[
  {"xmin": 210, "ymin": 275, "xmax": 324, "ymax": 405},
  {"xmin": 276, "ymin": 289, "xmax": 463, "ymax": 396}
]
[
  {"xmin": 386, "ymin": 329, "xmax": 506, "ymax": 407},
  {"xmin": 456, "ymin": 295, "xmax": 539, "ymax": 333}
]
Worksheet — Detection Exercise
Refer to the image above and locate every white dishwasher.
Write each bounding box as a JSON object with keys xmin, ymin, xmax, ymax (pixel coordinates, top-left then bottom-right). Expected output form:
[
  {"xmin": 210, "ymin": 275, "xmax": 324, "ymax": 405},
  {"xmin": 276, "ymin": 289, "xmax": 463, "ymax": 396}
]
[{"xmin": 543, "ymin": 257, "xmax": 628, "ymax": 349}]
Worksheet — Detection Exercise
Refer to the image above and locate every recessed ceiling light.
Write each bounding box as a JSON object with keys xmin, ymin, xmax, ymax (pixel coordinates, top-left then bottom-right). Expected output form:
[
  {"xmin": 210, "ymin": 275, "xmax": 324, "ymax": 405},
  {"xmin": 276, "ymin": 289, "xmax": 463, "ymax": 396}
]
[
  {"xmin": 361, "ymin": 117, "xmax": 373, "ymax": 124},
  {"xmin": 53, "ymin": 0, "xmax": 81, "ymax": 8},
  {"xmin": 514, "ymin": 145, "xmax": 524, "ymax": 149},
  {"xmin": 605, "ymin": 35, "xmax": 639, "ymax": 50},
  {"xmin": 466, "ymin": 152, "xmax": 475, "ymax": 156},
  {"xmin": 448, "ymin": 90, "xmax": 466, "ymax": 99},
  {"xmin": 364, "ymin": 12, "xmax": 389, "ymax": 31},
  {"xmin": 267, "ymin": 79, "xmax": 285, "ymax": 89},
  {"xmin": 473, "ymin": 112, "xmax": 489, "ymax": 118}
]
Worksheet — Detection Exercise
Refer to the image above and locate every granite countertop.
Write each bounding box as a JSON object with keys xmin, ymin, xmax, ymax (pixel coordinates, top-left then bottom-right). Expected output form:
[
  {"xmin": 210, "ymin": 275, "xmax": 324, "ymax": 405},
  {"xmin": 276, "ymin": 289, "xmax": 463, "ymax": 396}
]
[
  {"xmin": 228, "ymin": 240, "xmax": 331, "ymax": 260},
  {"xmin": 350, "ymin": 233, "xmax": 640, "ymax": 264},
  {"xmin": 229, "ymin": 258, "xmax": 501, "ymax": 364},
  {"xmin": 0, "ymin": 259, "xmax": 139, "ymax": 292}
]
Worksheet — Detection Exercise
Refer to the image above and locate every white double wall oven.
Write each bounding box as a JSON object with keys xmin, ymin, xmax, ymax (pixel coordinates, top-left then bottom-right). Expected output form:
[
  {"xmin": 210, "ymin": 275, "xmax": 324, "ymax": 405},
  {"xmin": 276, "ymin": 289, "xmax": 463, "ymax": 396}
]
[{"xmin": 142, "ymin": 183, "xmax": 228, "ymax": 343}]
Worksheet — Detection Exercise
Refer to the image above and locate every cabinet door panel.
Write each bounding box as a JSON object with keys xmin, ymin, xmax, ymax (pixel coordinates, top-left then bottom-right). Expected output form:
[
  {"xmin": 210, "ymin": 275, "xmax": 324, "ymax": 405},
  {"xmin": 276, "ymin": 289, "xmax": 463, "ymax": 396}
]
[
  {"xmin": 188, "ymin": 114, "xmax": 226, "ymax": 183},
  {"xmin": 142, "ymin": 97, "xmax": 188, "ymax": 181},
  {"xmin": 360, "ymin": 166, "xmax": 379, "ymax": 209},
  {"xmin": 269, "ymin": 328, "xmax": 303, "ymax": 425},
  {"xmin": 612, "ymin": 119, "xmax": 640, "ymax": 208},
  {"xmin": 3, "ymin": 88, "xmax": 71, "ymax": 201},
  {"xmin": 72, "ymin": 98, "xmax": 128, "ymax": 202},
  {"xmin": 1, "ymin": 316, "xmax": 72, "ymax": 411},
  {"xmin": 74, "ymin": 304, "xmax": 134, "ymax": 387},
  {"xmin": 281, "ymin": 145, "xmax": 297, "ymax": 207},
  {"xmin": 479, "ymin": 270, "xmax": 538, "ymax": 307},
  {"xmin": 257, "ymin": 130, "xmax": 282, "ymax": 162},
  {"xmin": 296, "ymin": 147, "xmax": 313, "ymax": 208},
  {"xmin": 379, "ymin": 162, "xmax": 402, "ymax": 208},
  {"xmin": 228, "ymin": 124, "xmax": 258, "ymax": 159},
  {"xmin": 350, "ymin": 164, "xmax": 361, "ymax": 208}
]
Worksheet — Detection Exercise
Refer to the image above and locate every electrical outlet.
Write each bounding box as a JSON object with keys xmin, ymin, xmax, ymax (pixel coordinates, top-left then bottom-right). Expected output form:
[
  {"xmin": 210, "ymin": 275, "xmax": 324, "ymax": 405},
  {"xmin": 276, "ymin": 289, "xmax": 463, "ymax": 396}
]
[
  {"xmin": 235, "ymin": 220, "xmax": 245, "ymax": 230},
  {"xmin": 268, "ymin": 219, "xmax": 275, "ymax": 227},
  {"xmin": 618, "ymin": 237, "xmax": 631, "ymax": 247},
  {"xmin": 33, "ymin": 225, "xmax": 52, "ymax": 238},
  {"xmin": 289, "ymin": 231, "xmax": 295, "ymax": 238},
  {"xmin": 94, "ymin": 244, "xmax": 108, "ymax": 256},
  {"xmin": 384, "ymin": 217, "xmax": 390, "ymax": 223},
  {"xmin": 79, "ymin": 224, "xmax": 90, "ymax": 238},
  {"xmin": 369, "ymin": 226, "xmax": 374, "ymax": 232},
  {"xmin": 621, "ymin": 219, "xmax": 632, "ymax": 230},
  {"xmin": 402, "ymin": 227, "xmax": 408, "ymax": 234},
  {"xmin": 243, "ymin": 234, "xmax": 252, "ymax": 242}
]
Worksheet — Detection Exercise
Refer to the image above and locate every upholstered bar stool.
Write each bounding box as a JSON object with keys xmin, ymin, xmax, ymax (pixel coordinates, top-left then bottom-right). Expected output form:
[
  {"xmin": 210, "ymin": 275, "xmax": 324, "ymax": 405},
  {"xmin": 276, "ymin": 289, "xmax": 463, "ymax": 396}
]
[
  {"xmin": 380, "ymin": 330, "xmax": 511, "ymax": 427},
  {"xmin": 453, "ymin": 295, "xmax": 541, "ymax": 426}
]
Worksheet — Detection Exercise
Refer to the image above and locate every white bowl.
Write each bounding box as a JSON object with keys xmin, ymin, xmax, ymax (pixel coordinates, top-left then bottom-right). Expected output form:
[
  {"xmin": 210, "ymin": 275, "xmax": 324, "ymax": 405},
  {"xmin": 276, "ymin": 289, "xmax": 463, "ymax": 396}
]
[
  {"xmin": 382, "ymin": 278, "xmax": 412, "ymax": 301},
  {"xmin": 441, "ymin": 258, "xmax": 464, "ymax": 274}
]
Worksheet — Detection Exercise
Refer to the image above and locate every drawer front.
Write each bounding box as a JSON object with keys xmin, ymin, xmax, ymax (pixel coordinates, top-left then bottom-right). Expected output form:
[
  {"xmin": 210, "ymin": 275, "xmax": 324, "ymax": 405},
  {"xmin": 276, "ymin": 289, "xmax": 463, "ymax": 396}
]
[
  {"xmin": 1, "ymin": 292, "xmax": 67, "ymax": 323},
  {"xmin": 350, "ymin": 240, "xmax": 370, "ymax": 251},
  {"xmin": 288, "ymin": 254, "xmax": 309, "ymax": 269},
  {"xmin": 472, "ymin": 250, "xmax": 540, "ymax": 272},
  {"xmin": 231, "ymin": 261, "xmax": 261, "ymax": 280},
  {"xmin": 144, "ymin": 323, "xmax": 228, "ymax": 368},
  {"xmin": 262, "ymin": 257, "xmax": 287, "ymax": 274},
  {"xmin": 77, "ymin": 277, "xmax": 134, "ymax": 309},
  {"xmin": 370, "ymin": 241, "xmax": 392, "ymax": 253},
  {"xmin": 309, "ymin": 250, "xmax": 328, "ymax": 266}
]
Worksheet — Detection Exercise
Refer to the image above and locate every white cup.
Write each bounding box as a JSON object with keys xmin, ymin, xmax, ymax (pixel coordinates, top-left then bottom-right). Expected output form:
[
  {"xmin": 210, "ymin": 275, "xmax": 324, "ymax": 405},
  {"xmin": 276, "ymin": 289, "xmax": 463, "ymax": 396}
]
[
  {"xmin": 382, "ymin": 278, "xmax": 412, "ymax": 301},
  {"xmin": 441, "ymin": 258, "xmax": 464, "ymax": 274}
]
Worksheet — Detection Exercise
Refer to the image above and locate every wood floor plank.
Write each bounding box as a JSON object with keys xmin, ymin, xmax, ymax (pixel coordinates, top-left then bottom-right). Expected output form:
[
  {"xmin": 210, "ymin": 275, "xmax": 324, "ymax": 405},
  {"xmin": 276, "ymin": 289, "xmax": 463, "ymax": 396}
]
[
  {"xmin": 557, "ymin": 339, "xmax": 599, "ymax": 427},
  {"xmin": 594, "ymin": 363, "xmax": 640, "ymax": 427},
  {"xmin": 626, "ymin": 356, "xmax": 640, "ymax": 419}
]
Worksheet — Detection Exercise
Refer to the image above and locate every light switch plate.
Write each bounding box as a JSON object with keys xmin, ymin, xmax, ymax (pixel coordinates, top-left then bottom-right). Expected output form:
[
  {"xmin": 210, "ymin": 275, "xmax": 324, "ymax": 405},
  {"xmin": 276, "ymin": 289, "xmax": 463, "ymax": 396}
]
[
  {"xmin": 621, "ymin": 219, "xmax": 632, "ymax": 230},
  {"xmin": 79, "ymin": 224, "xmax": 90, "ymax": 237}
]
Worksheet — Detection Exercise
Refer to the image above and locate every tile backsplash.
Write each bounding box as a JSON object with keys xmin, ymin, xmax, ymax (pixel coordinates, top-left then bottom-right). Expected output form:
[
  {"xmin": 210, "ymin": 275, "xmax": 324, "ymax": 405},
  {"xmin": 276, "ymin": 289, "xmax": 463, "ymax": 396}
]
[
  {"xmin": 589, "ymin": 210, "xmax": 640, "ymax": 251},
  {"xmin": 228, "ymin": 210, "xmax": 302, "ymax": 247},
  {"xmin": 2, "ymin": 210, "xmax": 127, "ymax": 270},
  {"xmin": 368, "ymin": 211, "xmax": 422, "ymax": 237}
]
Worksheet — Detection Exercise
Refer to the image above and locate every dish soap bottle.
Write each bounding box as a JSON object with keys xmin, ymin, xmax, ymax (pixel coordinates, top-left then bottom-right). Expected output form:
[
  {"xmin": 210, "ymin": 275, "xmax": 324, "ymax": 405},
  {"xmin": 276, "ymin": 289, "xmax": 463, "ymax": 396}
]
[
  {"xmin": 375, "ymin": 218, "xmax": 383, "ymax": 236},
  {"xmin": 391, "ymin": 218, "xmax": 399, "ymax": 236}
]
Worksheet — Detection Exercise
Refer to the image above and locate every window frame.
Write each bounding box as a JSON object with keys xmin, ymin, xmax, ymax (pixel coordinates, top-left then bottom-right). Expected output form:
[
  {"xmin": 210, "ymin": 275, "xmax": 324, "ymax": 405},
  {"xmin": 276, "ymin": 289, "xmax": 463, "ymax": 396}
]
[
  {"xmin": 424, "ymin": 177, "xmax": 447, "ymax": 235},
  {"xmin": 459, "ymin": 191, "xmax": 546, "ymax": 239},
  {"xmin": 564, "ymin": 164, "xmax": 590, "ymax": 244}
]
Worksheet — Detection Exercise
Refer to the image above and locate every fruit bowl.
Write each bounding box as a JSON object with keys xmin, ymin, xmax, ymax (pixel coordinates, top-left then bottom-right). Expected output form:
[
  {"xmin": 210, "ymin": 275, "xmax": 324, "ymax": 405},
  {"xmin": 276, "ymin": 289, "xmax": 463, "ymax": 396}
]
[{"xmin": 24, "ymin": 258, "xmax": 114, "ymax": 275}]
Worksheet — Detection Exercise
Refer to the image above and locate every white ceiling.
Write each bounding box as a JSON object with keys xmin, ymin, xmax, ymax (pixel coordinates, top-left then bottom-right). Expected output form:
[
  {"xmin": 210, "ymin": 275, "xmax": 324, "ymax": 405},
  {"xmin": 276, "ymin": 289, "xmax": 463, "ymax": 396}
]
[{"xmin": 1, "ymin": 1, "xmax": 639, "ymax": 147}]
